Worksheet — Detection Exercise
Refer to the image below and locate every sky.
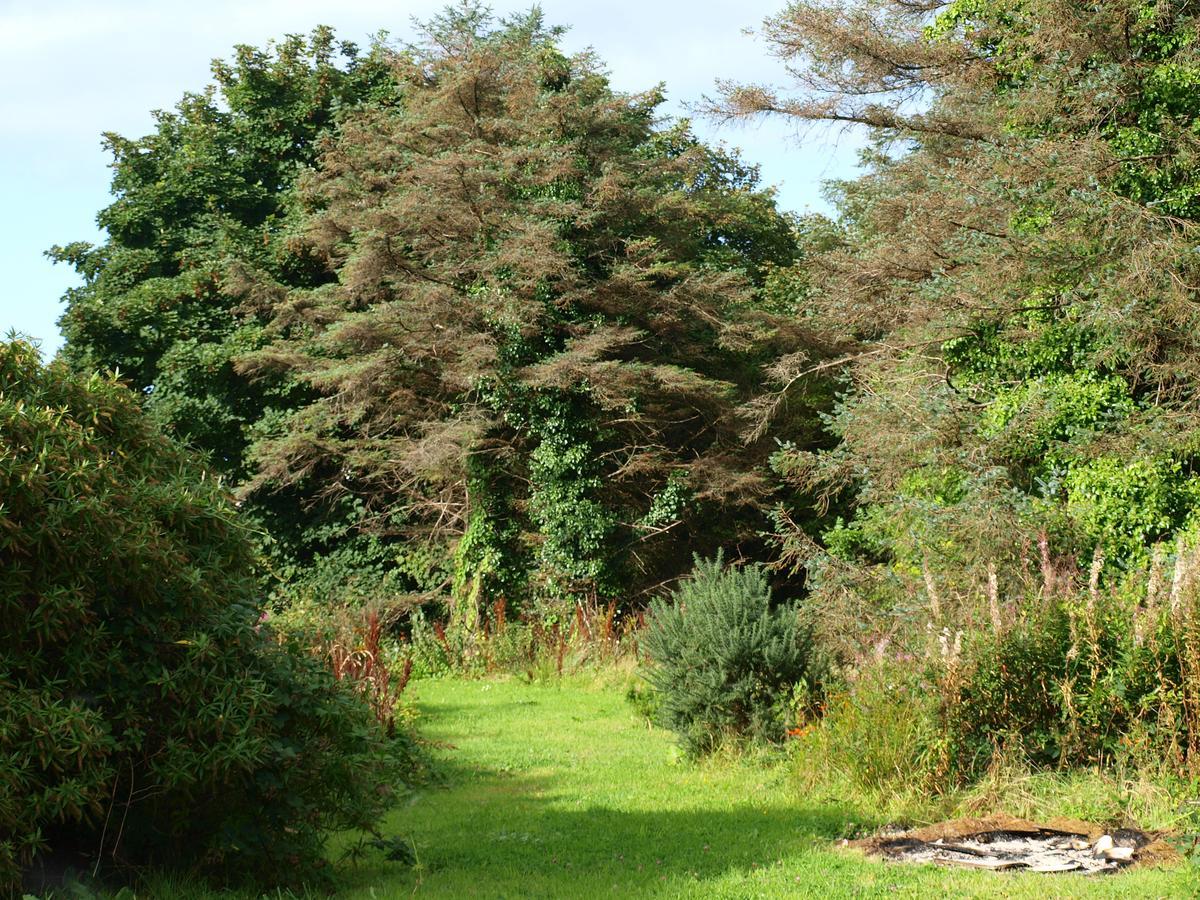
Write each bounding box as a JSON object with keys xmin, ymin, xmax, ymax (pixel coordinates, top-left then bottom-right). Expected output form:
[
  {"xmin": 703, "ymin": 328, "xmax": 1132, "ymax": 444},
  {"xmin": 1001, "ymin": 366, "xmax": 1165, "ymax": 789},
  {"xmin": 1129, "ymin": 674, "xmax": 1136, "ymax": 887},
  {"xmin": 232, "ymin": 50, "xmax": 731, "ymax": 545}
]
[{"xmin": 0, "ymin": 0, "xmax": 865, "ymax": 357}]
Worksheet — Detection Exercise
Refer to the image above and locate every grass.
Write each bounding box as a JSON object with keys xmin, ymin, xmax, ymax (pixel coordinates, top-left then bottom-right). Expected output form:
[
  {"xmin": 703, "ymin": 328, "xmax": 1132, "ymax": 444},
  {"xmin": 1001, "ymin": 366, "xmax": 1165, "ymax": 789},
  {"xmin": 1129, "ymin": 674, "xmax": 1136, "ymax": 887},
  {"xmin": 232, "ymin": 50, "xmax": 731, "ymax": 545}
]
[
  {"xmin": 141, "ymin": 672, "xmax": 1200, "ymax": 898},
  {"xmin": 325, "ymin": 673, "xmax": 1197, "ymax": 898}
]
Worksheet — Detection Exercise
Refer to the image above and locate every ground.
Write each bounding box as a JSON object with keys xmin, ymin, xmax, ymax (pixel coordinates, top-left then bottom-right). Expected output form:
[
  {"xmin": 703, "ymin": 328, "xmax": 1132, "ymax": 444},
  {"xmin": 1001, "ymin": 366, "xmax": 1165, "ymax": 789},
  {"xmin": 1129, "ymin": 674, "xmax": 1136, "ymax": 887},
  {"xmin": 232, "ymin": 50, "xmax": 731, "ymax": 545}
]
[{"xmin": 320, "ymin": 675, "xmax": 1199, "ymax": 899}]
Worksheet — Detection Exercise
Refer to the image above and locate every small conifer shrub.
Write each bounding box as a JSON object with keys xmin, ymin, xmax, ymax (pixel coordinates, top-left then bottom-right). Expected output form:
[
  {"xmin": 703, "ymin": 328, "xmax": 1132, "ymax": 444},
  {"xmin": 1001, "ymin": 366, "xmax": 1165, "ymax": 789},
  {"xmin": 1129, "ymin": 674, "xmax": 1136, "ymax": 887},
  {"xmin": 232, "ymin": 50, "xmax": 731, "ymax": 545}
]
[{"xmin": 641, "ymin": 555, "xmax": 822, "ymax": 755}]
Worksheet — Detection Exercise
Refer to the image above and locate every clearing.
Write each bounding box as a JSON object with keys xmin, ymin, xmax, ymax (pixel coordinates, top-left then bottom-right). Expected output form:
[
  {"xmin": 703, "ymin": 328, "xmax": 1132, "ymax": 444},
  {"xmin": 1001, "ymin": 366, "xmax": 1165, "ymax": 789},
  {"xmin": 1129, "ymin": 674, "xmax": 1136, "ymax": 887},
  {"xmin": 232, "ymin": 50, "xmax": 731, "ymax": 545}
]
[{"xmin": 327, "ymin": 675, "xmax": 1198, "ymax": 898}]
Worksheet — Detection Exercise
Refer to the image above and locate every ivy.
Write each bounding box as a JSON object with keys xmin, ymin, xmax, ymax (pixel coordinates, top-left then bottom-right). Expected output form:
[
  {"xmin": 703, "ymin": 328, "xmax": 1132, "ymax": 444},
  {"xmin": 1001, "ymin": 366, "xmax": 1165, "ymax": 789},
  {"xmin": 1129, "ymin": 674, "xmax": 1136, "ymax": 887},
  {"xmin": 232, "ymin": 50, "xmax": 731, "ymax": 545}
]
[
  {"xmin": 527, "ymin": 392, "xmax": 619, "ymax": 607},
  {"xmin": 1065, "ymin": 456, "xmax": 1200, "ymax": 564}
]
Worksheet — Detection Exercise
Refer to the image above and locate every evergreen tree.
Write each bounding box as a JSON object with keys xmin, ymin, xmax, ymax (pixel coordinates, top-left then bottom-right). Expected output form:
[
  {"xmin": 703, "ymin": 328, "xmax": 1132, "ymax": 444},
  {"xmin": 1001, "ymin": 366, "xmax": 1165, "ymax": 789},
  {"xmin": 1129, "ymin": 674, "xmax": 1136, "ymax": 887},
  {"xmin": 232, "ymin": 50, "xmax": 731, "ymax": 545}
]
[
  {"xmin": 238, "ymin": 6, "xmax": 812, "ymax": 615},
  {"xmin": 642, "ymin": 555, "xmax": 821, "ymax": 755},
  {"xmin": 719, "ymin": 0, "xmax": 1200, "ymax": 630}
]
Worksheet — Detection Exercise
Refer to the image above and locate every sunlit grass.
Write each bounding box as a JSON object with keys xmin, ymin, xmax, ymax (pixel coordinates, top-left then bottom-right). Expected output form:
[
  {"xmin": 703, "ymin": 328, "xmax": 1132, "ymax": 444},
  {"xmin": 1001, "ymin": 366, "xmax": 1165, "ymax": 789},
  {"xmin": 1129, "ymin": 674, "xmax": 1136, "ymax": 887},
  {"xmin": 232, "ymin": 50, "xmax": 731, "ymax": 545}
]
[
  {"xmin": 136, "ymin": 672, "xmax": 1199, "ymax": 897},
  {"xmin": 323, "ymin": 675, "xmax": 1199, "ymax": 898}
]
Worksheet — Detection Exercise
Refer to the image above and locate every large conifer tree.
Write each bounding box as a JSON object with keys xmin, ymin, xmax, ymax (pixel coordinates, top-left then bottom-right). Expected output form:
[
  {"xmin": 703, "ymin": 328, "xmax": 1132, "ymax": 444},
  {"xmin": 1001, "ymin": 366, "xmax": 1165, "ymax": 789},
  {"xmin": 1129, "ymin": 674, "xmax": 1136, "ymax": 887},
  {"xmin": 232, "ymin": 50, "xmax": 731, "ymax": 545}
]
[
  {"xmin": 238, "ymin": 7, "xmax": 808, "ymax": 615},
  {"xmin": 721, "ymin": 0, "xmax": 1200, "ymax": 631}
]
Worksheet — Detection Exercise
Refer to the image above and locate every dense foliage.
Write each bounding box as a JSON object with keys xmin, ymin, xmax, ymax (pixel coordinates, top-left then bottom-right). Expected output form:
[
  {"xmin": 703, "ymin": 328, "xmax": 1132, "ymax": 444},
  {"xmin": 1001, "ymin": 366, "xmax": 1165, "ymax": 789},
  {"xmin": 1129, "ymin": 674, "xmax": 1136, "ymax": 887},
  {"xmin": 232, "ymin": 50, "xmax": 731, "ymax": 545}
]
[
  {"xmin": 38, "ymin": 0, "xmax": 1200, "ymax": 881},
  {"xmin": 714, "ymin": 0, "xmax": 1200, "ymax": 776},
  {"xmin": 725, "ymin": 0, "xmax": 1200, "ymax": 614},
  {"xmin": 641, "ymin": 556, "xmax": 822, "ymax": 755},
  {"xmin": 52, "ymin": 9, "xmax": 821, "ymax": 626},
  {"xmin": 0, "ymin": 340, "xmax": 412, "ymax": 890},
  {"xmin": 233, "ymin": 9, "xmax": 814, "ymax": 620},
  {"xmin": 49, "ymin": 29, "xmax": 401, "ymax": 581}
]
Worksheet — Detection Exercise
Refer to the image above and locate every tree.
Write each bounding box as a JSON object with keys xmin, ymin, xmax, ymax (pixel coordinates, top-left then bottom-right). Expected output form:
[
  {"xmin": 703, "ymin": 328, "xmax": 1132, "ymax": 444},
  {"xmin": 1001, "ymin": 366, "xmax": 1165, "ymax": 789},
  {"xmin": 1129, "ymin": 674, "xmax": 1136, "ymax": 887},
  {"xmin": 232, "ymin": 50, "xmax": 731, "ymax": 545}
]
[
  {"xmin": 50, "ymin": 27, "xmax": 411, "ymax": 581},
  {"xmin": 642, "ymin": 554, "xmax": 823, "ymax": 755},
  {"xmin": 237, "ymin": 7, "xmax": 814, "ymax": 619},
  {"xmin": 51, "ymin": 29, "xmax": 396, "ymax": 482},
  {"xmin": 717, "ymin": 0, "xmax": 1200, "ymax": 633}
]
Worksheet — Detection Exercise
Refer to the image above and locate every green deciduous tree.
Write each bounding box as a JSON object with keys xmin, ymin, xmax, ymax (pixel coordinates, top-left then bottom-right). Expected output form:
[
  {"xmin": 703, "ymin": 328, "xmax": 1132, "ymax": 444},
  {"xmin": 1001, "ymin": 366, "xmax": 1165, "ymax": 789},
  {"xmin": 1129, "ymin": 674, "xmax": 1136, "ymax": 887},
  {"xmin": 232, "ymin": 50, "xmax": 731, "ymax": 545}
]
[{"xmin": 50, "ymin": 29, "xmax": 399, "ymax": 573}]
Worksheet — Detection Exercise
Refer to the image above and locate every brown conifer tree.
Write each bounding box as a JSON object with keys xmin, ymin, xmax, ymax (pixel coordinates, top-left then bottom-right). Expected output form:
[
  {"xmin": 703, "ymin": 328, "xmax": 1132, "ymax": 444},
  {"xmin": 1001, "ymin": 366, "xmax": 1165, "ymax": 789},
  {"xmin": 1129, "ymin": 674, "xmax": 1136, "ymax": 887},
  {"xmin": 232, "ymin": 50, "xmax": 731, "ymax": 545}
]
[
  {"xmin": 239, "ymin": 7, "xmax": 814, "ymax": 616},
  {"xmin": 718, "ymin": 0, "xmax": 1200, "ymax": 636}
]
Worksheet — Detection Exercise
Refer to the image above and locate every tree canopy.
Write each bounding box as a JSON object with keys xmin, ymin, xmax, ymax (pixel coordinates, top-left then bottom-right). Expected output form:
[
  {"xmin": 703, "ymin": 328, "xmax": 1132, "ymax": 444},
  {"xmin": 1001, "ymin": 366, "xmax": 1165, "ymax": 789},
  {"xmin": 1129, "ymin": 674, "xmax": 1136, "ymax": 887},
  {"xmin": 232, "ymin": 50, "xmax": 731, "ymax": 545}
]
[
  {"xmin": 718, "ymin": 0, "xmax": 1200, "ymax": 630},
  {"xmin": 237, "ymin": 9, "xmax": 812, "ymax": 616},
  {"xmin": 51, "ymin": 28, "xmax": 396, "ymax": 483},
  {"xmin": 51, "ymin": 7, "xmax": 822, "ymax": 620}
]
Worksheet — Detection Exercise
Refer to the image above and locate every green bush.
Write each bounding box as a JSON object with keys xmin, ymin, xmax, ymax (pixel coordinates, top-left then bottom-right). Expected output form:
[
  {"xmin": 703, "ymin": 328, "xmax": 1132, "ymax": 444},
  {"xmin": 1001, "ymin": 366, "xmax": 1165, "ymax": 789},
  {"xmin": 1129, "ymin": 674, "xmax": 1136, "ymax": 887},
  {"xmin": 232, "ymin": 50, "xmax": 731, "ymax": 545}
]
[
  {"xmin": 808, "ymin": 664, "xmax": 941, "ymax": 795},
  {"xmin": 641, "ymin": 555, "xmax": 823, "ymax": 755},
  {"xmin": 0, "ymin": 340, "xmax": 413, "ymax": 891},
  {"xmin": 943, "ymin": 599, "xmax": 1180, "ymax": 781}
]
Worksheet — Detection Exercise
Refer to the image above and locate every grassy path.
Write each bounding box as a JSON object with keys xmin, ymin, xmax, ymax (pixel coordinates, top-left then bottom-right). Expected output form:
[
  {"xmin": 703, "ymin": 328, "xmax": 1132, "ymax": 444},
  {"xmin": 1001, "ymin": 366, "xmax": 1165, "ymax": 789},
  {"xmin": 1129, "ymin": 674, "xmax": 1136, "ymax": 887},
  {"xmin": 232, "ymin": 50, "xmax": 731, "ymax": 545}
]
[{"xmin": 329, "ymin": 676, "xmax": 1198, "ymax": 898}]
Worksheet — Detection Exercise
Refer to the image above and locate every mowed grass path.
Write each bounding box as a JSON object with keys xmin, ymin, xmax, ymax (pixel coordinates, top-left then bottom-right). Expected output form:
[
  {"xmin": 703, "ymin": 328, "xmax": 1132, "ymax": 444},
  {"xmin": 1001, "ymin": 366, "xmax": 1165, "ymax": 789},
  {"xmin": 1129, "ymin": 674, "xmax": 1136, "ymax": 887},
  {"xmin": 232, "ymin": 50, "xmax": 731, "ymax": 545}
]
[{"xmin": 331, "ymin": 676, "xmax": 1199, "ymax": 899}]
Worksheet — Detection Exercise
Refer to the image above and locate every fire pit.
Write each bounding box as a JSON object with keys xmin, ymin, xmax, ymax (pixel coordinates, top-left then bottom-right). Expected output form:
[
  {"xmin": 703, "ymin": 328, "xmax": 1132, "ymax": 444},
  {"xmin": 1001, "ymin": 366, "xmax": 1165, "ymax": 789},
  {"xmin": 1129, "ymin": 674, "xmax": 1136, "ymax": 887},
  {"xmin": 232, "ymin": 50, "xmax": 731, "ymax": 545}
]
[{"xmin": 851, "ymin": 815, "xmax": 1179, "ymax": 874}]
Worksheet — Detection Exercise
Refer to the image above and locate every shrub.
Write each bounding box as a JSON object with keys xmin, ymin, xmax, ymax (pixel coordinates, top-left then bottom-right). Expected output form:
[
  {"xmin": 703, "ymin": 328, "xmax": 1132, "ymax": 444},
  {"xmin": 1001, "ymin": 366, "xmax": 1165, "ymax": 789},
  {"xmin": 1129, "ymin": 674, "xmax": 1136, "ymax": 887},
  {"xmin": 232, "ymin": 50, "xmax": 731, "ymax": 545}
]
[
  {"xmin": 269, "ymin": 592, "xmax": 418, "ymax": 736},
  {"xmin": 0, "ymin": 340, "xmax": 412, "ymax": 891},
  {"xmin": 787, "ymin": 661, "xmax": 946, "ymax": 823},
  {"xmin": 641, "ymin": 555, "xmax": 824, "ymax": 755},
  {"xmin": 942, "ymin": 599, "xmax": 1177, "ymax": 781},
  {"xmin": 931, "ymin": 536, "xmax": 1200, "ymax": 783},
  {"xmin": 802, "ymin": 663, "xmax": 941, "ymax": 795}
]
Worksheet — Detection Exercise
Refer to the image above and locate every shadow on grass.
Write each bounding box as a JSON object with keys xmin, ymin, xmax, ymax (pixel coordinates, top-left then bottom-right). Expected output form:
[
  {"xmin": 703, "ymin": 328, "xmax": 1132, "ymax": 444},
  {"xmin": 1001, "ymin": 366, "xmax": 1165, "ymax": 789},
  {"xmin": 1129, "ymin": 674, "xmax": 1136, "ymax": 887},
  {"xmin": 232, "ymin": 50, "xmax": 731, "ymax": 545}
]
[{"xmin": 335, "ymin": 734, "xmax": 881, "ymax": 896}]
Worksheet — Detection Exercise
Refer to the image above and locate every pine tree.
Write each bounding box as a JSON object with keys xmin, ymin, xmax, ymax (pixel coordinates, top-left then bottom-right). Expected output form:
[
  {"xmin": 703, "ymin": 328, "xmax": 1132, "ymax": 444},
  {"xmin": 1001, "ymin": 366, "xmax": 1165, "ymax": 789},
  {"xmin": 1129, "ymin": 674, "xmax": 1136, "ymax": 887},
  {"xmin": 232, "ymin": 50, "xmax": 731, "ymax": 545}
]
[
  {"xmin": 718, "ymin": 0, "xmax": 1200, "ymax": 626},
  {"xmin": 238, "ymin": 6, "xmax": 813, "ymax": 613},
  {"xmin": 642, "ymin": 555, "xmax": 821, "ymax": 755}
]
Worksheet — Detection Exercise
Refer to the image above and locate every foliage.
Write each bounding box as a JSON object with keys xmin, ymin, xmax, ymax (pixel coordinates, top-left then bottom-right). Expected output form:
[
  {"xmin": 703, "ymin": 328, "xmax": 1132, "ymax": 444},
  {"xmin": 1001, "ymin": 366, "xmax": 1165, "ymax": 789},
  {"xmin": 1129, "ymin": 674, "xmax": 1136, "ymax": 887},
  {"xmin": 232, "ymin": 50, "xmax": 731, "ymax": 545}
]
[
  {"xmin": 717, "ymin": 0, "xmax": 1200, "ymax": 654},
  {"xmin": 49, "ymin": 27, "xmax": 405, "ymax": 586},
  {"xmin": 940, "ymin": 549, "xmax": 1200, "ymax": 781},
  {"xmin": 641, "ymin": 555, "xmax": 824, "ymax": 755},
  {"xmin": 235, "ymin": 6, "xmax": 815, "ymax": 614},
  {"xmin": 404, "ymin": 594, "xmax": 637, "ymax": 681},
  {"xmin": 53, "ymin": 5, "xmax": 825, "ymax": 624},
  {"xmin": 0, "ymin": 340, "xmax": 411, "ymax": 890},
  {"xmin": 791, "ymin": 661, "xmax": 942, "ymax": 798},
  {"xmin": 326, "ymin": 611, "xmax": 414, "ymax": 736},
  {"xmin": 721, "ymin": 0, "xmax": 1200, "ymax": 790},
  {"xmin": 796, "ymin": 536, "xmax": 1200, "ymax": 793},
  {"xmin": 1064, "ymin": 456, "xmax": 1200, "ymax": 565},
  {"xmin": 52, "ymin": 28, "xmax": 393, "ymax": 478}
]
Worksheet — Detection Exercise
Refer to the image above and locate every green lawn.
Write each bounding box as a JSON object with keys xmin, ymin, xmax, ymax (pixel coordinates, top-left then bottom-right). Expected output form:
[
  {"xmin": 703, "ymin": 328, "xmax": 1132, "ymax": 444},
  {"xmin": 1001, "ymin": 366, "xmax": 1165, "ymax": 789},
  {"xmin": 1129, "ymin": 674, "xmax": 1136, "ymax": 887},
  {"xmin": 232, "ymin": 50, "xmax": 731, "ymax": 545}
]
[{"xmin": 322, "ymin": 675, "xmax": 1199, "ymax": 899}]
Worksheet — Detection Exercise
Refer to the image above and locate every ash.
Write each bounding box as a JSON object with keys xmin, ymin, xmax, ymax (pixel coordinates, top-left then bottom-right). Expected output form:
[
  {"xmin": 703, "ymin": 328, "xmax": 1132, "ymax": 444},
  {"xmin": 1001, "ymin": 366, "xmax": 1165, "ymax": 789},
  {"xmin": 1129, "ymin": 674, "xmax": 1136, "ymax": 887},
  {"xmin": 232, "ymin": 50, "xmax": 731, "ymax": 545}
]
[{"xmin": 876, "ymin": 828, "xmax": 1151, "ymax": 874}]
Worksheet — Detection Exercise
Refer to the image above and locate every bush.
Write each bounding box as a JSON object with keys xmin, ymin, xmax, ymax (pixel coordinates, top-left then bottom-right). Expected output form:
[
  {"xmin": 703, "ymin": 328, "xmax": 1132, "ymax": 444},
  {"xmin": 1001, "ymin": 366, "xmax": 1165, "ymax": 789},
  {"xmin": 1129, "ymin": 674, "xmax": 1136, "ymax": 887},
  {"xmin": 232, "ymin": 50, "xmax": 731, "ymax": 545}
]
[
  {"xmin": 786, "ymin": 661, "xmax": 947, "ymax": 823},
  {"xmin": 0, "ymin": 341, "xmax": 412, "ymax": 891},
  {"xmin": 803, "ymin": 663, "xmax": 941, "ymax": 795},
  {"xmin": 641, "ymin": 554, "xmax": 824, "ymax": 755},
  {"xmin": 943, "ymin": 599, "xmax": 1178, "ymax": 781}
]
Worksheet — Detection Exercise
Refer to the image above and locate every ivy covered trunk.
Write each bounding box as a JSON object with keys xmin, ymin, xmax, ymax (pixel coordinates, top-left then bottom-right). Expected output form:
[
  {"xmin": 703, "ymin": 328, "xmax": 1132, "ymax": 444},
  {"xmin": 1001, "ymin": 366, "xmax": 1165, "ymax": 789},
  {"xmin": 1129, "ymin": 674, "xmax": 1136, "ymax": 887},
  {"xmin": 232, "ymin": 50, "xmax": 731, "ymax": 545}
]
[
  {"xmin": 527, "ymin": 392, "xmax": 618, "ymax": 614},
  {"xmin": 451, "ymin": 456, "xmax": 526, "ymax": 634}
]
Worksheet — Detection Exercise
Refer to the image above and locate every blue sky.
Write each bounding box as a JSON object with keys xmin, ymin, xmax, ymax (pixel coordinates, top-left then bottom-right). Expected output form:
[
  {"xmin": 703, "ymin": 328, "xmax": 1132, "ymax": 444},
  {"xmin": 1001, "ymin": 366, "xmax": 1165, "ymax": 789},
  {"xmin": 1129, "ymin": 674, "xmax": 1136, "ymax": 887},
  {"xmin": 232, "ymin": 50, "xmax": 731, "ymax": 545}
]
[{"xmin": 0, "ymin": 0, "xmax": 863, "ymax": 357}]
